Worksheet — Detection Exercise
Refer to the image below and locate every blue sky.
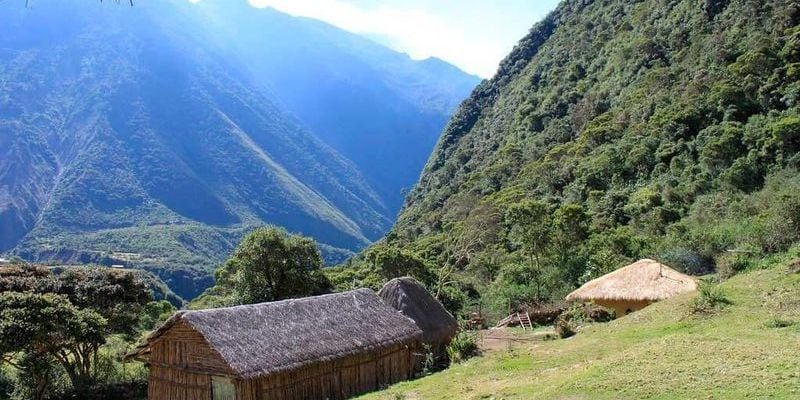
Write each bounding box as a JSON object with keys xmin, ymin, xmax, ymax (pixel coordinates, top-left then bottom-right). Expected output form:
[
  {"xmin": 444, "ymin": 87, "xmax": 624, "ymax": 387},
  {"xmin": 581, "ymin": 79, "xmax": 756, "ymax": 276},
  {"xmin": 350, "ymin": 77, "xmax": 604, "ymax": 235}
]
[{"xmin": 245, "ymin": 0, "xmax": 561, "ymax": 78}]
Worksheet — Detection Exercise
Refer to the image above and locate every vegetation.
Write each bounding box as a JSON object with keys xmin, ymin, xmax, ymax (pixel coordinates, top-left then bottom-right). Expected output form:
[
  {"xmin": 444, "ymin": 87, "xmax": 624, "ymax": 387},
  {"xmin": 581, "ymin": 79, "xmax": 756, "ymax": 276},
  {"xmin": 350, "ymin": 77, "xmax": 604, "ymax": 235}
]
[
  {"xmin": 191, "ymin": 226, "xmax": 332, "ymax": 308},
  {"xmin": 331, "ymin": 0, "xmax": 800, "ymax": 323},
  {"xmin": 0, "ymin": 266, "xmax": 173, "ymax": 399},
  {"xmin": 445, "ymin": 331, "xmax": 479, "ymax": 364},
  {"xmin": 690, "ymin": 280, "xmax": 732, "ymax": 314},
  {"xmin": 361, "ymin": 252, "xmax": 800, "ymax": 399},
  {"xmin": 0, "ymin": 0, "xmax": 477, "ymax": 301}
]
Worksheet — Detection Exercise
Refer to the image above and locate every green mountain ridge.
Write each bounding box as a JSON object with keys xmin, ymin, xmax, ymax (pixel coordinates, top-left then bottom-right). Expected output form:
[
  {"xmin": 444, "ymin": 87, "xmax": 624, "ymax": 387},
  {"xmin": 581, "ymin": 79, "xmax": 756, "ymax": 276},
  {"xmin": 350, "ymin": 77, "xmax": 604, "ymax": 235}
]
[{"xmin": 362, "ymin": 0, "xmax": 800, "ymax": 317}]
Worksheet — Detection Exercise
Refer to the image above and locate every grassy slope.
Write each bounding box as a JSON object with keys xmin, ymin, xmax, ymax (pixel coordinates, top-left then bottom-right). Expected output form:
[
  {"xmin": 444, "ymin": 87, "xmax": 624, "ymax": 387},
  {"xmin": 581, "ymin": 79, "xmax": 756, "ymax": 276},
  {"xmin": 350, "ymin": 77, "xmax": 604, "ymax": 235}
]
[{"xmin": 362, "ymin": 253, "xmax": 800, "ymax": 399}]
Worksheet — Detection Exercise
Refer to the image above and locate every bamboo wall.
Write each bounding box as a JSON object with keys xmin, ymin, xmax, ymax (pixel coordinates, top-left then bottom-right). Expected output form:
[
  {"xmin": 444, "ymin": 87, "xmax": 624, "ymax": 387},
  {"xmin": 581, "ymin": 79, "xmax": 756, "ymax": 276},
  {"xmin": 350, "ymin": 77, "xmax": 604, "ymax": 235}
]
[
  {"xmin": 146, "ymin": 321, "xmax": 235, "ymax": 400},
  {"xmin": 238, "ymin": 344, "xmax": 413, "ymax": 400},
  {"xmin": 148, "ymin": 365, "xmax": 212, "ymax": 400}
]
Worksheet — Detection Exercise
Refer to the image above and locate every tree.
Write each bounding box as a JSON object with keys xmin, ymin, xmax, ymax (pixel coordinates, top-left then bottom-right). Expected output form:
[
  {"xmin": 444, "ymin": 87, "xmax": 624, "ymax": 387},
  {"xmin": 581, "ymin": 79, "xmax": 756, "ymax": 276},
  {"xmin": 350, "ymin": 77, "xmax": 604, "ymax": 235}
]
[
  {"xmin": 505, "ymin": 200, "xmax": 554, "ymax": 301},
  {"xmin": 216, "ymin": 226, "xmax": 331, "ymax": 304},
  {"xmin": 0, "ymin": 266, "xmax": 154, "ymax": 394},
  {"xmin": 0, "ymin": 266, "xmax": 153, "ymax": 338},
  {"xmin": 363, "ymin": 243, "xmax": 433, "ymax": 285},
  {"xmin": 57, "ymin": 268, "xmax": 152, "ymax": 338},
  {"xmin": 0, "ymin": 293, "xmax": 107, "ymax": 396},
  {"xmin": 552, "ymin": 203, "xmax": 589, "ymax": 283}
]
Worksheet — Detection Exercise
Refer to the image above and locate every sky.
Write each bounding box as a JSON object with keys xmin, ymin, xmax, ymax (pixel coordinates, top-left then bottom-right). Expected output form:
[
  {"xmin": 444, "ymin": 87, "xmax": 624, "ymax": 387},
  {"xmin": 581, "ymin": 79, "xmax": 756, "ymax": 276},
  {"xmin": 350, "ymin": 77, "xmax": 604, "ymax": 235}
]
[{"xmin": 245, "ymin": 0, "xmax": 561, "ymax": 78}]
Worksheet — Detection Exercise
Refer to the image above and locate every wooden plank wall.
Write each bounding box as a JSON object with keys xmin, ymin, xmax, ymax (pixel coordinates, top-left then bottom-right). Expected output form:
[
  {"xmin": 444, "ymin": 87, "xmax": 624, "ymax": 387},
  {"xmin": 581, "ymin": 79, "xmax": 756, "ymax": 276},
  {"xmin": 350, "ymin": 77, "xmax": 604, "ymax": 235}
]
[
  {"xmin": 148, "ymin": 365, "xmax": 211, "ymax": 400},
  {"xmin": 146, "ymin": 321, "xmax": 234, "ymax": 400},
  {"xmin": 238, "ymin": 344, "xmax": 413, "ymax": 400}
]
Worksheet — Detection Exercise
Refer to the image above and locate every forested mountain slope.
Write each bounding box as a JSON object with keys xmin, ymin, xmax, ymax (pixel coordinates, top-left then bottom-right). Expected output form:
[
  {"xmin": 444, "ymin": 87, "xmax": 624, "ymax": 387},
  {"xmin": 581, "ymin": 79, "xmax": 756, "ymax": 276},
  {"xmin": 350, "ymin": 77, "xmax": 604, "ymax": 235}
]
[
  {"xmin": 372, "ymin": 0, "xmax": 800, "ymax": 316},
  {"xmin": 0, "ymin": 0, "xmax": 476, "ymax": 299}
]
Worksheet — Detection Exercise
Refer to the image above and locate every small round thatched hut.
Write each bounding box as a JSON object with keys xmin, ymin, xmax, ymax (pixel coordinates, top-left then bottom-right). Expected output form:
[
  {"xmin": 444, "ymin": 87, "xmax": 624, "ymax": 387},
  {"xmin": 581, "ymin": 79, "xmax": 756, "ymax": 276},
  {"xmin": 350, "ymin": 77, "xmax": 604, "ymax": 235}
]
[
  {"xmin": 378, "ymin": 277, "xmax": 459, "ymax": 357},
  {"xmin": 566, "ymin": 259, "xmax": 698, "ymax": 317}
]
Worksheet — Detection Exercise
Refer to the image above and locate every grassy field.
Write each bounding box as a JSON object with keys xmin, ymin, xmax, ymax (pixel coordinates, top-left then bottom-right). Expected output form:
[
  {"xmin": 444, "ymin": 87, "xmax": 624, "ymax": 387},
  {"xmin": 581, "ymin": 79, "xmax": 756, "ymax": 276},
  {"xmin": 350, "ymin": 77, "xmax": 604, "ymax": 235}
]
[{"xmin": 361, "ymin": 253, "xmax": 800, "ymax": 399}]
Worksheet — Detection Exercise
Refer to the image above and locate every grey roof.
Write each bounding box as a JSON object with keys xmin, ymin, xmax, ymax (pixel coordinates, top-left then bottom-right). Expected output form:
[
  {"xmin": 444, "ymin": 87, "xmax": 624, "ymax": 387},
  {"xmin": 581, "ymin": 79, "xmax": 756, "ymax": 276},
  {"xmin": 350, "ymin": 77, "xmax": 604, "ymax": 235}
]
[
  {"xmin": 378, "ymin": 277, "xmax": 459, "ymax": 344},
  {"xmin": 131, "ymin": 289, "xmax": 422, "ymax": 379}
]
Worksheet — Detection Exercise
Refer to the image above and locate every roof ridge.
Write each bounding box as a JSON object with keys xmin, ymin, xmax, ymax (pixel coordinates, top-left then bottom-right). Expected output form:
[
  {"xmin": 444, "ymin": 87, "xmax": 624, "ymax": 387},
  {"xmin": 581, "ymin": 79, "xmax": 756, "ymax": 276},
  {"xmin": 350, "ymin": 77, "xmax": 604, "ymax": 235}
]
[{"xmin": 182, "ymin": 288, "xmax": 372, "ymax": 316}]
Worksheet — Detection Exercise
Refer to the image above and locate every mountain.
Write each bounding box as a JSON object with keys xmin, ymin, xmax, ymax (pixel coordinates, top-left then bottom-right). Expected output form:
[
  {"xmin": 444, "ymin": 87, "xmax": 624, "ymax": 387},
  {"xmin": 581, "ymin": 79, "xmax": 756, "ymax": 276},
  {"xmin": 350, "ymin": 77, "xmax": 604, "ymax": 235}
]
[
  {"xmin": 0, "ymin": 0, "xmax": 477, "ymax": 299},
  {"xmin": 185, "ymin": 1, "xmax": 480, "ymax": 213},
  {"xmin": 356, "ymin": 0, "xmax": 800, "ymax": 315}
]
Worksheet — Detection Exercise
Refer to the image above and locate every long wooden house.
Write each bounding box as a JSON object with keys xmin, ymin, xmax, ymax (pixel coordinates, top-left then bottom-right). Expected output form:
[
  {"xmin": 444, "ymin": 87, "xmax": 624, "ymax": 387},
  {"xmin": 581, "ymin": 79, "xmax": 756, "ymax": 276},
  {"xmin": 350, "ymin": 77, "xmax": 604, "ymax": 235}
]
[{"xmin": 127, "ymin": 289, "xmax": 423, "ymax": 400}]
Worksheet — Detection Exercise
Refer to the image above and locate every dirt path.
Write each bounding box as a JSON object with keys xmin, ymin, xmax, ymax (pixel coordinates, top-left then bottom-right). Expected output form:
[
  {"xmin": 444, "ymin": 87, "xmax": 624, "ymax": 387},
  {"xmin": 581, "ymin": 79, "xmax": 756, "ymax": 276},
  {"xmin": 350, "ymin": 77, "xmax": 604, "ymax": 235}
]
[{"xmin": 477, "ymin": 327, "xmax": 557, "ymax": 351}]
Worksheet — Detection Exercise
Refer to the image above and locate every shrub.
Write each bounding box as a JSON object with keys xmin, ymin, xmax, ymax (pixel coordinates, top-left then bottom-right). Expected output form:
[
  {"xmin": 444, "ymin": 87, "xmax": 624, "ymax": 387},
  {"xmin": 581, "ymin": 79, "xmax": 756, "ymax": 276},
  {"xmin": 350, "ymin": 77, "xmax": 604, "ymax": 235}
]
[
  {"xmin": 716, "ymin": 252, "xmax": 756, "ymax": 279},
  {"xmin": 419, "ymin": 344, "xmax": 436, "ymax": 376},
  {"xmin": 554, "ymin": 302, "xmax": 613, "ymax": 338},
  {"xmin": 555, "ymin": 317, "xmax": 576, "ymax": 338},
  {"xmin": 446, "ymin": 331, "xmax": 479, "ymax": 363},
  {"xmin": 659, "ymin": 248, "xmax": 715, "ymax": 275},
  {"xmin": 764, "ymin": 318, "xmax": 795, "ymax": 329},
  {"xmin": 0, "ymin": 369, "xmax": 13, "ymax": 400},
  {"xmin": 691, "ymin": 281, "xmax": 732, "ymax": 314},
  {"xmin": 54, "ymin": 382, "xmax": 147, "ymax": 400}
]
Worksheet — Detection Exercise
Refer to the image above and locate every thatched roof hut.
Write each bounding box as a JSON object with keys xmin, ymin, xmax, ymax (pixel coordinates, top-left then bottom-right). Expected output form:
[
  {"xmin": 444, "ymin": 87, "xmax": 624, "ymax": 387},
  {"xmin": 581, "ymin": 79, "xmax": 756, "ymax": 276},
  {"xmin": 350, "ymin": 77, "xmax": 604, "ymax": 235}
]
[
  {"xmin": 566, "ymin": 259, "xmax": 698, "ymax": 316},
  {"xmin": 129, "ymin": 289, "xmax": 423, "ymax": 400},
  {"xmin": 378, "ymin": 277, "xmax": 458, "ymax": 351}
]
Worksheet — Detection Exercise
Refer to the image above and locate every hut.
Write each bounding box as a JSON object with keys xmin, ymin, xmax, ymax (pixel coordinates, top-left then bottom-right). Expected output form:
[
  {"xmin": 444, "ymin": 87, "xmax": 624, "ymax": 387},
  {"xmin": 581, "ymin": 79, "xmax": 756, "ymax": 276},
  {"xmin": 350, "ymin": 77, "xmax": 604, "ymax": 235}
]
[
  {"xmin": 566, "ymin": 259, "xmax": 698, "ymax": 317},
  {"xmin": 378, "ymin": 277, "xmax": 458, "ymax": 360},
  {"xmin": 127, "ymin": 289, "xmax": 423, "ymax": 400}
]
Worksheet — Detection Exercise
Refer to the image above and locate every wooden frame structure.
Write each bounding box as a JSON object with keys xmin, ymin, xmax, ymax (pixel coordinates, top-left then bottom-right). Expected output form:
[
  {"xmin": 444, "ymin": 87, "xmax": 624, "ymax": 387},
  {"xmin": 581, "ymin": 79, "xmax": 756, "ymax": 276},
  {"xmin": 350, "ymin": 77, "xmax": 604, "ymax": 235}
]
[{"xmin": 128, "ymin": 289, "xmax": 423, "ymax": 400}]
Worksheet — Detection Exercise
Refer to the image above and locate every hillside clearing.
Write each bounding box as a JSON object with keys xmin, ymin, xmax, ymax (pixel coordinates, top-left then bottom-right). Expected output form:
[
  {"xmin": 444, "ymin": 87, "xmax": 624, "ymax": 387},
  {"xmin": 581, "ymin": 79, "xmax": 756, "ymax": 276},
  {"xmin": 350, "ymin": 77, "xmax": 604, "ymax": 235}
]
[{"xmin": 361, "ymin": 255, "xmax": 800, "ymax": 399}]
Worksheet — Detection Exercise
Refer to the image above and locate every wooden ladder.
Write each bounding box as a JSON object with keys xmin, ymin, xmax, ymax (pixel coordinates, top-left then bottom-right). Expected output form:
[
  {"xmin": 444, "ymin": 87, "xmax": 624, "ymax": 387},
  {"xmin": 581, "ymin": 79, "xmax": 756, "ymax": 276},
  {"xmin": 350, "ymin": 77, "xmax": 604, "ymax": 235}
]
[{"xmin": 517, "ymin": 312, "xmax": 533, "ymax": 331}]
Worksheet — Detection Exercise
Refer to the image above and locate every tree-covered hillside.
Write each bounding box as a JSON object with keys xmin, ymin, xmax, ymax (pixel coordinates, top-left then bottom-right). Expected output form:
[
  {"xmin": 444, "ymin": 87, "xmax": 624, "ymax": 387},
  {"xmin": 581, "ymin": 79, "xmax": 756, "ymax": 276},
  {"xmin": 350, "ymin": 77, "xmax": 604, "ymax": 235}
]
[
  {"xmin": 0, "ymin": 0, "xmax": 477, "ymax": 299},
  {"xmin": 337, "ymin": 0, "xmax": 800, "ymax": 319}
]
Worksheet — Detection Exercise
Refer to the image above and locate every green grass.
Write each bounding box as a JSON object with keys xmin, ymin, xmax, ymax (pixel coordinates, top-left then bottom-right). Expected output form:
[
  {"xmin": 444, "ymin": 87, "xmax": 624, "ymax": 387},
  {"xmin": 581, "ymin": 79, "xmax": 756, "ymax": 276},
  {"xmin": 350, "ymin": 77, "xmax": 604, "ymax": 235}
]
[{"xmin": 361, "ymin": 258, "xmax": 800, "ymax": 399}]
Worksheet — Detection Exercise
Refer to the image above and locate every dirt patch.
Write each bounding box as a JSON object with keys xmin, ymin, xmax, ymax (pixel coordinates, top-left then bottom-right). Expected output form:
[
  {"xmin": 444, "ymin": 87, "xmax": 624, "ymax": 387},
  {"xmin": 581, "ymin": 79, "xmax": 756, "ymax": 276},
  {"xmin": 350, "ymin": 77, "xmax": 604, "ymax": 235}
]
[{"xmin": 477, "ymin": 328, "xmax": 557, "ymax": 351}]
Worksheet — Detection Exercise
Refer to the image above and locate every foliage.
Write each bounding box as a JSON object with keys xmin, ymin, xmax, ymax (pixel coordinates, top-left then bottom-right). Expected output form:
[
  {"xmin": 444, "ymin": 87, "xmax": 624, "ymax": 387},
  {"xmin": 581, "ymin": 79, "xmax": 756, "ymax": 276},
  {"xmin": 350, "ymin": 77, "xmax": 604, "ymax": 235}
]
[
  {"xmin": 691, "ymin": 280, "xmax": 732, "ymax": 314},
  {"xmin": 361, "ymin": 257, "xmax": 800, "ymax": 399},
  {"xmin": 554, "ymin": 317, "xmax": 576, "ymax": 339},
  {"xmin": 0, "ymin": 266, "xmax": 158, "ymax": 398},
  {"xmin": 206, "ymin": 226, "xmax": 332, "ymax": 305},
  {"xmin": 0, "ymin": 293, "xmax": 107, "ymax": 396},
  {"xmin": 763, "ymin": 318, "xmax": 795, "ymax": 328},
  {"xmin": 362, "ymin": 0, "xmax": 800, "ymax": 321},
  {"xmin": 445, "ymin": 331, "xmax": 479, "ymax": 364},
  {"xmin": 554, "ymin": 302, "xmax": 613, "ymax": 338}
]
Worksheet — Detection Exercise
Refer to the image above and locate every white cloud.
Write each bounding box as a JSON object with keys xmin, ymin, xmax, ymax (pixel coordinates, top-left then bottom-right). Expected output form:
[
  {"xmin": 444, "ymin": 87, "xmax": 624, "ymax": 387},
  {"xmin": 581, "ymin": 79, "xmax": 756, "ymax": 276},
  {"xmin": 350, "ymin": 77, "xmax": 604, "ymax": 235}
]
[{"xmin": 247, "ymin": 0, "xmax": 500, "ymax": 77}]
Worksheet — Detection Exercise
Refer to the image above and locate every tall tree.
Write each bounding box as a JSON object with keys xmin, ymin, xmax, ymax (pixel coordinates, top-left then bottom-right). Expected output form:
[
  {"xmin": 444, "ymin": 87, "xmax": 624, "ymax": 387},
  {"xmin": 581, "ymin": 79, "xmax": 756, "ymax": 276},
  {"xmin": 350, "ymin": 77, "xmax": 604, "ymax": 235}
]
[
  {"xmin": 505, "ymin": 200, "xmax": 554, "ymax": 301},
  {"xmin": 216, "ymin": 226, "xmax": 332, "ymax": 304}
]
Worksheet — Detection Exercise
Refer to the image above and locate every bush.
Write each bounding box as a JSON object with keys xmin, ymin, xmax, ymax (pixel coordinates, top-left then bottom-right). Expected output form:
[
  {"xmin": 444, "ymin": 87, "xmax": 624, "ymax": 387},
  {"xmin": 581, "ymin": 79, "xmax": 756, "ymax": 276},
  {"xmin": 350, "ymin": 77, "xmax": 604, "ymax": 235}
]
[
  {"xmin": 659, "ymin": 248, "xmax": 715, "ymax": 275},
  {"xmin": 554, "ymin": 302, "xmax": 613, "ymax": 338},
  {"xmin": 54, "ymin": 382, "xmax": 147, "ymax": 400},
  {"xmin": 446, "ymin": 331, "xmax": 479, "ymax": 363},
  {"xmin": 691, "ymin": 281, "xmax": 731, "ymax": 314},
  {"xmin": 555, "ymin": 317, "xmax": 576, "ymax": 338},
  {"xmin": 716, "ymin": 252, "xmax": 756, "ymax": 279},
  {"xmin": 0, "ymin": 370, "xmax": 13, "ymax": 400},
  {"xmin": 763, "ymin": 318, "xmax": 795, "ymax": 329}
]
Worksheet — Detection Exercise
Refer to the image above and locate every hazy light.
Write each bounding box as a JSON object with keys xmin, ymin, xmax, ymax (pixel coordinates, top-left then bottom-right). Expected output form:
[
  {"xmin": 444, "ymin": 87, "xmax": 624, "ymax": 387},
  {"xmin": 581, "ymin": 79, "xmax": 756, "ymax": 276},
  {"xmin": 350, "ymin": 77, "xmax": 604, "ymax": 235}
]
[{"xmin": 191, "ymin": 0, "xmax": 558, "ymax": 78}]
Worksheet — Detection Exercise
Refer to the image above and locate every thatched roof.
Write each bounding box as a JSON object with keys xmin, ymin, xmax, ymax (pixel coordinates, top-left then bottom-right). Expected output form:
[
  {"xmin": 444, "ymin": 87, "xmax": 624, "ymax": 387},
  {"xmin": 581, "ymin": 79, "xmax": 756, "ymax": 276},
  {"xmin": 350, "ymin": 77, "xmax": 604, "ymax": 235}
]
[
  {"xmin": 378, "ymin": 277, "xmax": 459, "ymax": 344},
  {"xmin": 566, "ymin": 259, "xmax": 698, "ymax": 302},
  {"xmin": 128, "ymin": 289, "xmax": 422, "ymax": 379}
]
